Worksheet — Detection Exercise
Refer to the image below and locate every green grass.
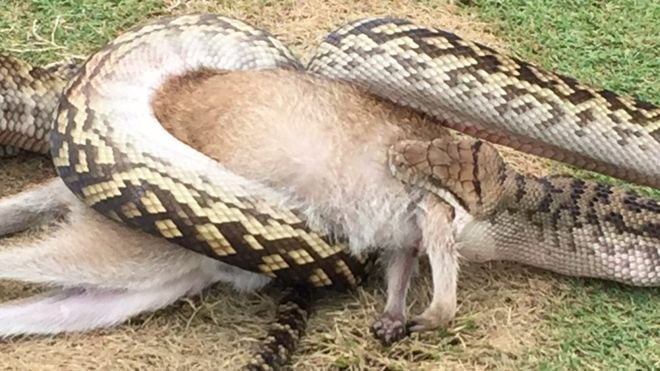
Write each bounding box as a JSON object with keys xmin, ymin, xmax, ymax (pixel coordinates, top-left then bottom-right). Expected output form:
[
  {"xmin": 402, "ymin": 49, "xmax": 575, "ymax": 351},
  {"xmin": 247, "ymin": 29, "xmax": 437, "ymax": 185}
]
[
  {"xmin": 463, "ymin": 1, "xmax": 660, "ymax": 369},
  {"xmin": 539, "ymin": 280, "xmax": 660, "ymax": 370},
  {"xmin": 0, "ymin": 1, "xmax": 658, "ymax": 369},
  {"xmin": 0, "ymin": 0, "xmax": 163, "ymax": 64},
  {"xmin": 462, "ymin": 0, "xmax": 659, "ymax": 102},
  {"xmin": 461, "ymin": 0, "xmax": 660, "ymax": 199}
]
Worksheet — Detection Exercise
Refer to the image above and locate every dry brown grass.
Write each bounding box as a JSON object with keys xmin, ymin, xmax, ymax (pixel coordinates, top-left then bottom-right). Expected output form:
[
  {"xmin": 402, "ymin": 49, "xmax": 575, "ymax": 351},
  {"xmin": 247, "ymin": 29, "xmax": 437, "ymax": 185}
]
[{"xmin": 1, "ymin": 1, "xmax": 565, "ymax": 369}]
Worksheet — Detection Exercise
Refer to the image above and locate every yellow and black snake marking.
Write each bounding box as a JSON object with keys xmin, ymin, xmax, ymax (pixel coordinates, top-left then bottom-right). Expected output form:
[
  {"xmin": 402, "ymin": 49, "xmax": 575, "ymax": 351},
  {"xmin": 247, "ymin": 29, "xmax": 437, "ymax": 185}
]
[
  {"xmin": 1, "ymin": 13, "xmax": 658, "ymax": 369},
  {"xmin": 46, "ymin": 13, "xmax": 659, "ymax": 291},
  {"xmin": 50, "ymin": 14, "xmax": 370, "ymax": 290}
]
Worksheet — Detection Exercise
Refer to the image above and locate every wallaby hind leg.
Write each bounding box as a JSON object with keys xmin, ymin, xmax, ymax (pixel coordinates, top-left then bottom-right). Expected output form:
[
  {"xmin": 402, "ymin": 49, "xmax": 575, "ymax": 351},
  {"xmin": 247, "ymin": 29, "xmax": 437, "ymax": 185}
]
[
  {"xmin": 0, "ymin": 177, "xmax": 200, "ymax": 288},
  {"xmin": 0, "ymin": 200, "xmax": 269, "ymax": 291},
  {"xmin": 1, "ymin": 177, "xmax": 270, "ymax": 291},
  {"xmin": 0, "ymin": 223, "xmax": 270, "ymax": 337},
  {"xmin": 0, "ymin": 177, "xmax": 70, "ymax": 237},
  {"xmin": 0, "ymin": 268, "xmax": 218, "ymax": 337},
  {"xmin": 0, "ymin": 185, "xmax": 271, "ymax": 337}
]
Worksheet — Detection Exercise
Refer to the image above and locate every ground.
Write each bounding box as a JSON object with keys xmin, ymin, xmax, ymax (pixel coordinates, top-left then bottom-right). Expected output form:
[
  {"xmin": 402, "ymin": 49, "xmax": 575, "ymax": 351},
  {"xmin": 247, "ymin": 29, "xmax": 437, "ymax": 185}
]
[{"xmin": 0, "ymin": 1, "xmax": 658, "ymax": 370}]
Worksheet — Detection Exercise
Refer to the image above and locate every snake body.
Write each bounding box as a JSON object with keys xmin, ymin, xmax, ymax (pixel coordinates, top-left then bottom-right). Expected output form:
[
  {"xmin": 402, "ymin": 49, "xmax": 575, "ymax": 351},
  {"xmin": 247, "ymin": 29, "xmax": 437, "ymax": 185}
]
[
  {"xmin": 309, "ymin": 18, "xmax": 660, "ymax": 189},
  {"xmin": 42, "ymin": 13, "xmax": 659, "ymax": 291},
  {"xmin": 50, "ymin": 15, "xmax": 370, "ymax": 289},
  {"xmin": 0, "ymin": 55, "xmax": 66, "ymax": 156},
  {"xmin": 0, "ymin": 12, "xmax": 659, "ymax": 369},
  {"xmin": 1, "ymin": 14, "xmax": 656, "ymax": 289},
  {"xmin": 389, "ymin": 137, "xmax": 659, "ymax": 286}
]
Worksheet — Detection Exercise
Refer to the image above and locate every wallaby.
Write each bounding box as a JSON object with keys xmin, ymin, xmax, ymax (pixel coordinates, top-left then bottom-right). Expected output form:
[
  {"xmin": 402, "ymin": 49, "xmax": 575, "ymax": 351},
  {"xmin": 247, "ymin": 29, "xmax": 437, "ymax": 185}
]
[{"xmin": 0, "ymin": 68, "xmax": 460, "ymax": 343}]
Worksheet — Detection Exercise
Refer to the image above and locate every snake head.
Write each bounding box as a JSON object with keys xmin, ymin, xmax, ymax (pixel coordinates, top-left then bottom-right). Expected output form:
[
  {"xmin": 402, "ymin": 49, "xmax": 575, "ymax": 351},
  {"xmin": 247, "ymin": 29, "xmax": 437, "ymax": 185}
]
[{"xmin": 388, "ymin": 137, "xmax": 509, "ymax": 218}]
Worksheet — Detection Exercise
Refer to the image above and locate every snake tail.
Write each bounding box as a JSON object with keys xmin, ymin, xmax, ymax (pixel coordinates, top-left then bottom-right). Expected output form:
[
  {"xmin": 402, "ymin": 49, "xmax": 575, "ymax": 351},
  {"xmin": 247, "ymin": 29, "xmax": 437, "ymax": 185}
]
[{"xmin": 244, "ymin": 286, "xmax": 313, "ymax": 370}]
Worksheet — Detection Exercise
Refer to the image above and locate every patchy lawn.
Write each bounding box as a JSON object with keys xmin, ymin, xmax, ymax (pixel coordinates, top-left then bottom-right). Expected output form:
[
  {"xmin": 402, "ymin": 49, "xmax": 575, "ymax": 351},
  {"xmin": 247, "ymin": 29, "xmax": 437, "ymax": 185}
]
[{"xmin": 0, "ymin": 0, "xmax": 657, "ymax": 370}]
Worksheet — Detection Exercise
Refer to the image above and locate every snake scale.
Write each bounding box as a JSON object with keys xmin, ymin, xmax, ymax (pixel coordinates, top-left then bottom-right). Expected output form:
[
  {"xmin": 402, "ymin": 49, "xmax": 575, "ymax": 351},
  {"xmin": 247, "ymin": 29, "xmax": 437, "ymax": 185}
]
[
  {"xmin": 389, "ymin": 137, "xmax": 659, "ymax": 287},
  {"xmin": 0, "ymin": 13, "xmax": 658, "ymax": 369}
]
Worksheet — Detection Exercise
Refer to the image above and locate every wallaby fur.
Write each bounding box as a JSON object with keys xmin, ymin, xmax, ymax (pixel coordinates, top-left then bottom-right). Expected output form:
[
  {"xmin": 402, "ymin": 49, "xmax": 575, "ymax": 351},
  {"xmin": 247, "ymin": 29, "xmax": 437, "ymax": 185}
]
[{"xmin": 1, "ymin": 69, "xmax": 467, "ymax": 343}]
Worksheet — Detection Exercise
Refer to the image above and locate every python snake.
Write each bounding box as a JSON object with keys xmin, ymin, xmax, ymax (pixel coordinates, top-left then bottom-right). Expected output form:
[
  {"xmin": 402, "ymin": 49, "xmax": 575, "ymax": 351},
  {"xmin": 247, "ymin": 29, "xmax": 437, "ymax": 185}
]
[
  {"xmin": 389, "ymin": 137, "xmax": 658, "ymax": 286},
  {"xmin": 0, "ymin": 13, "xmax": 658, "ymax": 369}
]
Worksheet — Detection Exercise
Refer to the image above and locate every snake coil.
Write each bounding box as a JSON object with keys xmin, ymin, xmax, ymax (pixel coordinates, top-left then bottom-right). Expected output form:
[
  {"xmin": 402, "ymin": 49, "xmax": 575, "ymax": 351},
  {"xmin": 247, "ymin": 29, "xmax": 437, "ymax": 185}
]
[{"xmin": 0, "ymin": 13, "xmax": 657, "ymax": 369}]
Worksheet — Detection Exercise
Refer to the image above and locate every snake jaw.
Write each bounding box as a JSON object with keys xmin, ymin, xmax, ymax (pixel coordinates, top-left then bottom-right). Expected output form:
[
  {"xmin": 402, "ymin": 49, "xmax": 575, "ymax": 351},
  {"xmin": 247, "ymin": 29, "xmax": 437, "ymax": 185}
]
[{"xmin": 387, "ymin": 141, "xmax": 423, "ymax": 184}]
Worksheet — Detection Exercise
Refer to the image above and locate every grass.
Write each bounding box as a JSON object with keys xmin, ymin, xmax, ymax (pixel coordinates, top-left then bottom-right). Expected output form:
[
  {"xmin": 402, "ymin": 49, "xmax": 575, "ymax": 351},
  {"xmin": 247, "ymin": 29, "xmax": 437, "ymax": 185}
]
[
  {"xmin": 0, "ymin": 0, "xmax": 164, "ymax": 64},
  {"xmin": 541, "ymin": 281, "xmax": 660, "ymax": 370},
  {"xmin": 463, "ymin": 1, "xmax": 660, "ymax": 369},
  {"xmin": 463, "ymin": 0, "xmax": 659, "ymax": 102},
  {"xmin": 0, "ymin": 0, "xmax": 658, "ymax": 370},
  {"xmin": 461, "ymin": 0, "xmax": 660, "ymax": 199}
]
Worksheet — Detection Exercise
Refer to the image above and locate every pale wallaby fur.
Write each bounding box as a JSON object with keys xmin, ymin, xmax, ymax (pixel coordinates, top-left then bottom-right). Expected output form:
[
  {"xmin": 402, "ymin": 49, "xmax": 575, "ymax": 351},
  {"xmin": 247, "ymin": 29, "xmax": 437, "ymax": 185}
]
[
  {"xmin": 0, "ymin": 178, "xmax": 270, "ymax": 336},
  {"xmin": 0, "ymin": 68, "xmax": 466, "ymax": 343}
]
